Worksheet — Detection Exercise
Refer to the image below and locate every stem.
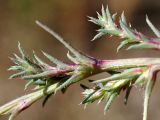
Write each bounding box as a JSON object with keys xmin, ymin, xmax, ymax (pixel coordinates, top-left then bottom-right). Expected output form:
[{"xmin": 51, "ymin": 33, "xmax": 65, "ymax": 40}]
[
  {"xmin": 98, "ymin": 58, "xmax": 160, "ymax": 70},
  {"xmin": 0, "ymin": 83, "xmax": 59, "ymax": 116},
  {"xmin": 143, "ymin": 79, "xmax": 155, "ymax": 120}
]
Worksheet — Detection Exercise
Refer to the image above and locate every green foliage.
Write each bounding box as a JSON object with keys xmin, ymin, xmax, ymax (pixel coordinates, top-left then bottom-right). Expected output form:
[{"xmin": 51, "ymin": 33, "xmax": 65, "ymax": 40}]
[
  {"xmin": 89, "ymin": 5, "xmax": 160, "ymax": 51},
  {"xmin": 0, "ymin": 5, "xmax": 160, "ymax": 120}
]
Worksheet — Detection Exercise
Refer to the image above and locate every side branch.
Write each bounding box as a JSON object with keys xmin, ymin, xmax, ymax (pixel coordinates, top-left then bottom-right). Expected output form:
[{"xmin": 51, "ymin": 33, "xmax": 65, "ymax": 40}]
[{"xmin": 89, "ymin": 6, "xmax": 160, "ymax": 51}]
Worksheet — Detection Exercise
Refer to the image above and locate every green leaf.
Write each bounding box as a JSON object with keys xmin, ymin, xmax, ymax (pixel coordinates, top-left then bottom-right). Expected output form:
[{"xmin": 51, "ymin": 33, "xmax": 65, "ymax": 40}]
[
  {"xmin": 98, "ymin": 29, "xmax": 119, "ymax": 36},
  {"xmin": 33, "ymin": 52, "xmax": 51, "ymax": 68},
  {"xmin": 13, "ymin": 54, "xmax": 26, "ymax": 65},
  {"xmin": 127, "ymin": 42, "xmax": 155, "ymax": 50},
  {"xmin": 55, "ymin": 72, "xmax": 82, "ymax": 92},
  {"xmin": 67, "ymin": 51, "xmax": 79, "ymax": 64},
  {"xmin": 120, "ymin": 20, "xmax": 136, "ymax": 39},
  {"xmin": 97, "ymin": 12, "xmax": 103, "ymax": 20},
  {"xmin": 106, "ymin": 6, "xmax": 115, "ymax": 27},
  {"xmin": 92, "ymin": 32, "xmax": 105, "ymax": 41},
  {"xmin": 8, "ymin": 66, "xmax": 24, "ymax": 71},
  {"xmin": 117, "ymin": 39, "xmax": 132, "ymax": 52},
  {"xmin": 134, "ymin": 72, "xmax": 147, "ymax": 86},
  {"xmin": 104, "ymin": 92, "xmax": 118, "ymax": 112},
  {"xmin": 112, "ymin": 13, "xmax": 117, "ymax": 21},
  {"xmin": 82, "ymin": 90, "xmax": 96, "ymax": 104},
  {"xmin": 42, "ymin": 51, "xmax": 68, "ymax": 68},
  {"xmin": 25, "ymin": 80, "xmax": 34, "ymax": 90},
  {"xmin": 124, "ymin": 85, "xmax": 132, "ymax": 105},
  {"xmin": 93, "ymin": 68, "xmax": 142, "ymax": 83},
  {"xmin": 146, "ymin": 15, "xmax": 160, "ymax": 37},
  {"xmin": 103, "ymin": 79, "xmax": 130, "ymax": 92},
  {"xmin": 18, "ymin": 42, "xmax": 25, "ymax": 59},
  {"xmin": 88, "ymin": 16, "xmax": 102, "ymax": 25},
  {"xmin": 9, "ymin": 71, "xmax": 28, "ymax": 79},
  {"xmin": 34, "ymin": 79, "xmax": 46, "ymax": 85},
  {"xmin": 42, "ymin": 94, "xmax": 52, "ymax": 107},
  {"xmin": 101, "ymin": 5, "xmax": 107, "ymax": 21},
  {"xmin": 22, "ymin": 71, "xmax": 54, "ymax": 80},
  {"xmin": 121, "ymin": 12, "xmax": 127, "ymax": 26},
  {"xmin": 36, "ymin": 21, "xmax": 85, "ymax": 61}
]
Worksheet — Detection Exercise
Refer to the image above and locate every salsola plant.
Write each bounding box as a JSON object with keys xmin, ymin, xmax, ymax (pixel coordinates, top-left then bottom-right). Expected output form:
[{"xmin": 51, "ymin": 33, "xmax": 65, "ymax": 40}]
[{"xmin": 0, "ymin": 5, "xmax": 160, "ymax": 120}]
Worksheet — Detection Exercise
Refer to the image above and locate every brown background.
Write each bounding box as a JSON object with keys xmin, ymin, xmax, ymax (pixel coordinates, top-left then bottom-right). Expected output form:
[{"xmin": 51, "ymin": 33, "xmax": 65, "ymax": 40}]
[{"xmin": 0, "ymin": 0, "xmax": 160, "ymax": 120}]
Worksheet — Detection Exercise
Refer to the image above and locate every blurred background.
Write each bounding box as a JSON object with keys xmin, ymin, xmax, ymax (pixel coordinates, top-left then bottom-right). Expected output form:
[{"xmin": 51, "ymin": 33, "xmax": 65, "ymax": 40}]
[{"xmin": 0, "ymin": 0, "xmax": 160, "ymax": 120}]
